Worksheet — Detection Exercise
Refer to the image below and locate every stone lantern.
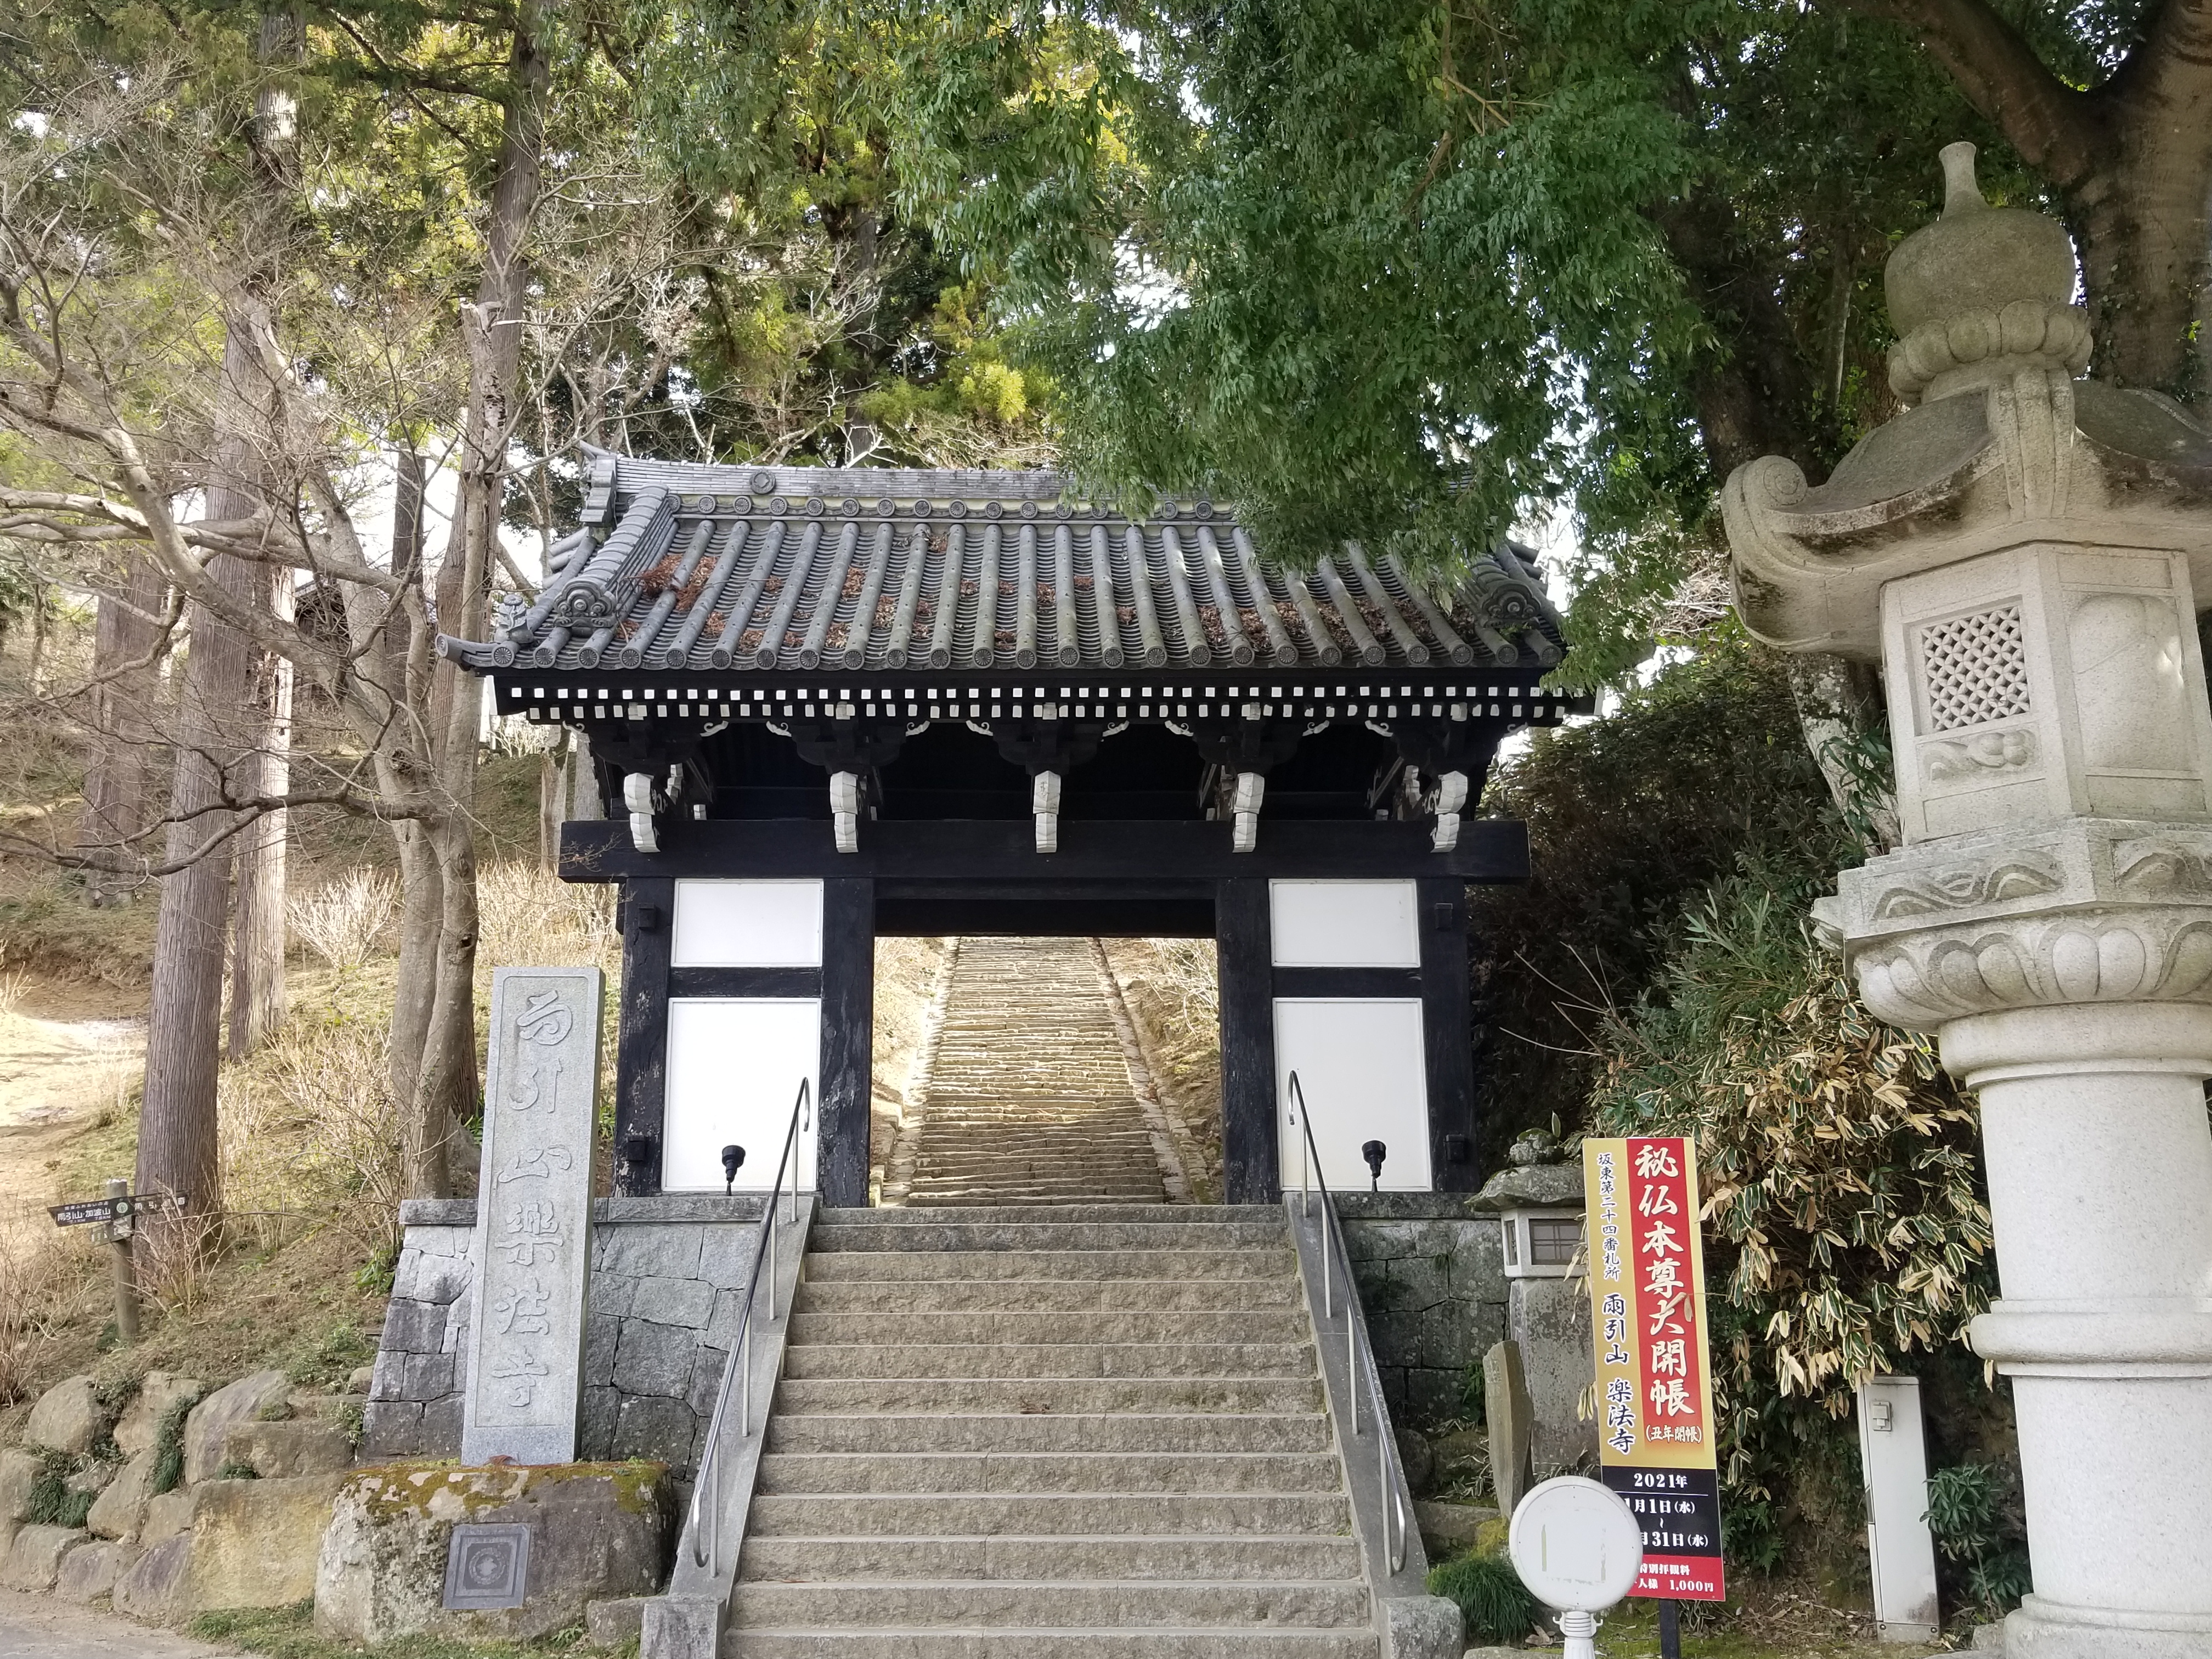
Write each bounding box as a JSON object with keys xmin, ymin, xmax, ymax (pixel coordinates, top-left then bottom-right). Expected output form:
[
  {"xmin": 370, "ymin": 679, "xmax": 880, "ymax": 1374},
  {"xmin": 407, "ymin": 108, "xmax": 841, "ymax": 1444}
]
[{"xmin": 1725, "ymin": 143, "xmax": 2212, "ymax": 1659}]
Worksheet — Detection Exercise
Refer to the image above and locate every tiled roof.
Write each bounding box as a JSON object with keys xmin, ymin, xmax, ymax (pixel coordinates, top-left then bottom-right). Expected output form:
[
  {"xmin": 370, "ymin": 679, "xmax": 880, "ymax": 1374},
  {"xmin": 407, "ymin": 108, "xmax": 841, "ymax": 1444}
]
[{"xmin": 441, "ymin": 453, "xmax": 1567, "ymax": 677}]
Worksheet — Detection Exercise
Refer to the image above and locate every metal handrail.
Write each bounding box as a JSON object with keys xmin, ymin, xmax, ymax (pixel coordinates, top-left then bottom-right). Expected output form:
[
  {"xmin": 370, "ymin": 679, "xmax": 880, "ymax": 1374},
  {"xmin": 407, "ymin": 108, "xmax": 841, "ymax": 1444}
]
[
  {"xmin": 687, "ymin": 1077, "xmax": 812, "ymax": 1575},
  {"xmin": 1284, "ymin": 1071, "xmax": 1409, "ymax": 1575}
]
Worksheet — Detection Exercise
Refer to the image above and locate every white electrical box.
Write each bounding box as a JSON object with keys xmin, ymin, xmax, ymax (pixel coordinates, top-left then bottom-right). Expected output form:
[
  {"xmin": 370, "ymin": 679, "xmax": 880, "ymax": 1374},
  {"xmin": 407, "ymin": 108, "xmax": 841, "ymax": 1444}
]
[{"xmin": 1855, "ymin": 1374, "xmax": 1941, "ymax": 1640}]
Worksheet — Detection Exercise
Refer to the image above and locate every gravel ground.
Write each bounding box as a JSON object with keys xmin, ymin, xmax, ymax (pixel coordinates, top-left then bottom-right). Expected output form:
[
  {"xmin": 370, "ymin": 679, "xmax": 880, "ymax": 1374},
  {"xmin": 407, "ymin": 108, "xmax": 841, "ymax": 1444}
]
[{"xmin": 0, "ymin": 1590, "xmax": 235, "ymax": 1658}]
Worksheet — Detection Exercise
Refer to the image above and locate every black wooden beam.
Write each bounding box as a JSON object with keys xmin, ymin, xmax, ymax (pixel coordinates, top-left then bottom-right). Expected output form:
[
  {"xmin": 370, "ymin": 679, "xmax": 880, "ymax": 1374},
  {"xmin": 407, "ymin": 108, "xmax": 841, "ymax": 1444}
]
[
  {"xmin": 1217, "ymin": 878, "xmax": 1278, "ymax": 1206},
  {"xmin": 878, "ymin": 898, "xmax": 1216, "ymax": 939},
  {"xmin": 613, "ymin": 877, "xmax": 674, "ymax": 1197},
  {"xmin": 561, "ymin": 817, "xmax": 1528, "ymax": 883},
  {"xmin": 818, "ymin": 878, "xmax": 874, "ymax": 1208},
  {"xmin": 1271, "ymin": 967, "xmax": 1424, "ymax": 998},
  {"xmin": 667, "ymin": 967, "xmax": 823, "ymax": 998},
  {"xmin": 1419, "ymin": 877, "xmax": 1478, "ymax": 1192}
]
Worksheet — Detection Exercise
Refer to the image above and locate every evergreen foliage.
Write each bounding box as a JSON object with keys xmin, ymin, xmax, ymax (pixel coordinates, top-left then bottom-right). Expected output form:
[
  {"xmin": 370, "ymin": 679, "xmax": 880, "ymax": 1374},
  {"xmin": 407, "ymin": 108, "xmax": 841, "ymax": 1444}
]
[
  {"xmin": 1468, "ymin": 635, "xmax": 1837, "ymax": 1158},
  {"xmin": 1585, "ymin": 858, "xmax": 1994, "ymax": 1553},
  {"xmin": 150, "ymin": 1396, "xmax": 194, "ymax": 1497},
  {"xmin": 1925, "ymin": 1460, "xmax": 2033, "ymax": 1617},
  {"xmin": 856, "ymin": 0, "xmax": 2061, "ymax": 679},
  {"xmin": 1426, "ymin": 1550, "xmax": 1538, "ymax": 1644},
  {"xmin": 1472, "ymin": 634, "xmax": 2009, "ymax": 1582},
  {"xmin": 24, "ymin": 1446, "xmax": 98, "ymax": 1529}
]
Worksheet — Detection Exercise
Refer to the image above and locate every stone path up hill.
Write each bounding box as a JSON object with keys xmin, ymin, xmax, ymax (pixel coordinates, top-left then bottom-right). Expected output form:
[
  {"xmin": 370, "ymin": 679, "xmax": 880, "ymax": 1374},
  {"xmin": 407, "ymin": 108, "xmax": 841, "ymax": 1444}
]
[
  {"xmin": 883, "ymin": 938, "xmax": 1186, "ymax": 1206},
  {"xmin": 730, "ymin": 1205, "xmax": 1375, "ymax": 1658}
]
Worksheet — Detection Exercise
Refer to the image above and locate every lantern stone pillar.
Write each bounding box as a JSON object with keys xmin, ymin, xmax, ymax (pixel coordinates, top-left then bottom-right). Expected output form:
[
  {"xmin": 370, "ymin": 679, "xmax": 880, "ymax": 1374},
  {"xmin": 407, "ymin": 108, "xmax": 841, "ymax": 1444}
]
[{"xmin": 1725, "ymin": 143, "xmax": 2212, "ymax": 1659}]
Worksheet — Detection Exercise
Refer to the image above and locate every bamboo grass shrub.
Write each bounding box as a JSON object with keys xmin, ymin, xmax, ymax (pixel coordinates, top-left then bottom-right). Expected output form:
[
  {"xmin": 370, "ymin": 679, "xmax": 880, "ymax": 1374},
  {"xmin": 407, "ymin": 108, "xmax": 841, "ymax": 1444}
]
[
  {"xmin": 1470, "ymin": 636, "xmax": 1838, "ymax": 1164},
  {"xmin": 1587, "ymin": 856, "xmax": 1996, "ymax": 1571}
]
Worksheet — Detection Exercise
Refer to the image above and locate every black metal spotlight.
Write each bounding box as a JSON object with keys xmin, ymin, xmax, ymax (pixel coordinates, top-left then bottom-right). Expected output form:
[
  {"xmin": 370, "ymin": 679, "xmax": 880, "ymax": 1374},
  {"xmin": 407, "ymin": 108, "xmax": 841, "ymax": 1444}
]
[
  {"xmin": 1361, "ymin": 1139, "xmax": 1387, "ymax": 1193},
  {"xmin": 721, "ymin": 1144, "xmax": 746, "ymax": 1195}
]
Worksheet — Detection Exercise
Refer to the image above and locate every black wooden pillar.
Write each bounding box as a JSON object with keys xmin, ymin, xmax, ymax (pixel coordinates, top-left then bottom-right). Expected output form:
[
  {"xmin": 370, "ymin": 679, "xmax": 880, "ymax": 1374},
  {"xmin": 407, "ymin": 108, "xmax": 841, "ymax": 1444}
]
[
  {"xmin": 613, "ymin": 877, "xmax": 675, "ymax": 1196},
  {"xmin": 1216, "ymin": 878, "xmax": 1278, "ymax": 1205},
  {"xmin": 1419, "ymin": 877, "xmax": 1478, "ymax": 1192},
  {"xmin": 818, "ymin": 878, "xmax": 875, "ymax": 1208}
]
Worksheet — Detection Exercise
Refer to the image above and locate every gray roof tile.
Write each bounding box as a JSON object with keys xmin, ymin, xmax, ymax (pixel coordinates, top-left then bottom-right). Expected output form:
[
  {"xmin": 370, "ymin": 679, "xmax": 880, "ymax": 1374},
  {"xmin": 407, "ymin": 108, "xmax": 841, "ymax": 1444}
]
[{"xmin": 442, "ymin": 456, "xmax": 1566, "ymax": 678}]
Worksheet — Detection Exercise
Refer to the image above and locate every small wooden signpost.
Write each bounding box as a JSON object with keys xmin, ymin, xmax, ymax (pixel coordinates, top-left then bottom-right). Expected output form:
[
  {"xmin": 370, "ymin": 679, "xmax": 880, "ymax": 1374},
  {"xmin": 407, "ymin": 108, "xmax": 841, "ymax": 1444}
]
[{"xmin": 48, "ymin": 1180, "xmax": 185, "ymax": 1347}]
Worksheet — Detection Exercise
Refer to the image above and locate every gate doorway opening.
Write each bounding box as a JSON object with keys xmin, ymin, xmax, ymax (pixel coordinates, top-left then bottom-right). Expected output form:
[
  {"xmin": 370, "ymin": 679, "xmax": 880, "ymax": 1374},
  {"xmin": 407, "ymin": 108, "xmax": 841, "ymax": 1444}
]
[
  {"xmin": 868, "ymin": 935, "xmax": 1223, "ymax": 1206},
  {"xmin": 484, "ymin": 464, "xmax": 1583, "ymax": 1209}
]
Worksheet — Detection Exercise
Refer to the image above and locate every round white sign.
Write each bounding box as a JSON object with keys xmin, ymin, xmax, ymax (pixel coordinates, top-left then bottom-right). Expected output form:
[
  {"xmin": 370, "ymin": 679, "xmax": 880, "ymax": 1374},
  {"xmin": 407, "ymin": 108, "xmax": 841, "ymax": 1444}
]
[{"xmin": 1507, "ymin": 1476, "xmax": 1645, "ymax": 1612}]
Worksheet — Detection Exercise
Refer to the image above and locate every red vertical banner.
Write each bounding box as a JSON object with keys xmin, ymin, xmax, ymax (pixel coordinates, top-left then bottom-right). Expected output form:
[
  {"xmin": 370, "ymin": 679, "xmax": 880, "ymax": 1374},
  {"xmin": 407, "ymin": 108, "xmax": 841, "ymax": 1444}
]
[{"xmin": 1583, "ymin": 1135, "xmax": 1726, "ymax": 1601}]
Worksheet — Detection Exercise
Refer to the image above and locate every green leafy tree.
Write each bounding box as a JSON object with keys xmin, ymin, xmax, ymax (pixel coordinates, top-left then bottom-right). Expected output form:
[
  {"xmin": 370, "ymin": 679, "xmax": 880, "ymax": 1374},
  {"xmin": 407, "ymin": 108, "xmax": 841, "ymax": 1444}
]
[
  {"xmin": 1469, "ymin": 635, "xmax": 1838, "ymax": 1154},
  {"xmin": 857, "ymin": 1, "xmax": 2205, "ymax": 697}
]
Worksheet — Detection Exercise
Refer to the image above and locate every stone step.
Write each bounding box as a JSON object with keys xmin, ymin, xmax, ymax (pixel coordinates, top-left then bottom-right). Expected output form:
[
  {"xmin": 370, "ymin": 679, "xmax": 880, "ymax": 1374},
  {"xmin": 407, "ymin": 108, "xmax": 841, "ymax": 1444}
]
[
  {"xmin": 794, "ymin": 1277, "xmax": 1300, "ymax": 1314},
  {"xmin": 769, "ymin": 1376, "xmax": 1326, "ymax": 1417},
  {"xmin": 764, "ymin": 1412, "xmax": 1332, "ymax": 1455},
  {"xmin": 905, "ymin": 1148, "xmax": 1158, "ymax": 1162},
  {"xmin": 801, "ymin": 1249, "xmax": 1293, "ymax": 1283},
  {"xmin": 898, "ymin": 1177, "xmax": 1167, "ymax": 1186},
  {"xmin": 754, "ymin": 1452, "xmax": 1344, "ymax": 1496},
  {"xmin": 780, "ymin": 1342, "xmax": 1314, "ymax": 1381},
  {"xmin": 901, "ymin": 1192, "xmax": 1167, "ymax": 1207},
  {"xmin": 786, "ymin": 1311, "xmax": 1311, "ymax": 1347},
  {"xmin": 736, "ymin": 1533, "xmax": 1363, "ymax": 1583},
  {"xmin": 810, "ymin": 1221, "xmax": 1285, "ymax": 1253},
  {"xmin": 726, "ymin": 1580, "xmax": 1372, "ymax": 1629},
  {"xmin": 724, "ymin": 1630, "xmax": 1379, "ymax": 1659},
  {"xmin": 908, "ymin": 1153, "xmax": 1160, "ymax": 1172},
  {"xmin": 743, "ymin": 1491, "xmax": 1355, "ymax": 1540},
  {"xmin": 819, "ymin": 1207, "xmax": 1278, "ymax": 1228}
]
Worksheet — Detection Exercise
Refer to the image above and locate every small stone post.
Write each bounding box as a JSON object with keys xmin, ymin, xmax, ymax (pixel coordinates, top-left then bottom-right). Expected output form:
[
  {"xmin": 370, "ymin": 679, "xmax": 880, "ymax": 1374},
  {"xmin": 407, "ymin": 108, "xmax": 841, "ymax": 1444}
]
[
  {"xmin": 1483, "ymin": 1339, "xmax": 1534, "ymax": 1516},
  {"xmin": 1725, "ymin": 144, "xmax": 2212, "ymax": 1659},
  {"xmin": 462, "ymin": 967, "xmax": 604, "ymax": 1465}
]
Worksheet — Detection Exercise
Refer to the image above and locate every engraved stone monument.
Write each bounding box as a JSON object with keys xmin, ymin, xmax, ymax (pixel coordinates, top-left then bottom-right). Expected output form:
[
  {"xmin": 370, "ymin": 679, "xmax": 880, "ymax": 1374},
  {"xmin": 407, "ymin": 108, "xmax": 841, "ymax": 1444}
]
[{"xmin": 462, "ymin": 967, "xmax": 603, "ymax": 1465}]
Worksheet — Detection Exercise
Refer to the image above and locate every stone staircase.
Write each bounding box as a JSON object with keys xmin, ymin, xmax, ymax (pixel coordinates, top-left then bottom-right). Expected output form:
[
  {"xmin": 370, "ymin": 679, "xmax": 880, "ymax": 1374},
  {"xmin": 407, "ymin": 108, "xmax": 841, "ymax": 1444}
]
[
  {"xmin": 884, "ymin": 938, "xmax": 1178, "ymax": 1207},
  {"xmin": 723, "ymin": 1205, "xmax": 1380, "ymax": 1657}
]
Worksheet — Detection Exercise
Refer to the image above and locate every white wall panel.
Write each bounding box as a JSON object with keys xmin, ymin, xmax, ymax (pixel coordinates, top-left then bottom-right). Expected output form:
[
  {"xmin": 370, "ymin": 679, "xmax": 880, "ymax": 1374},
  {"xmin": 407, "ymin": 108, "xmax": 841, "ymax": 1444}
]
[
  {"xmin": 1269, "ymin": 880, "xmax": 1420, "ymax": 967},
  {"xmin": 672, "ymin": 879, "xmax": 823, "ymax": 967},
  {"xmin": 663, "ymin": 998, "xmax": 820, "ymax": 1192},
  {"xmin": 1274, "ymin": 998, "xmax": 1432, "ymax": 1191}
]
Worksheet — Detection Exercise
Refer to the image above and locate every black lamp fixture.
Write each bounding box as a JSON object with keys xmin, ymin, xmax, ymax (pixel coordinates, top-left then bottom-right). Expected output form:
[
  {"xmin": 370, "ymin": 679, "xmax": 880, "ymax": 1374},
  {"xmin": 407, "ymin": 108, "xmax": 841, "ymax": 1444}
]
[
  {"xmin": 1361, "ymin": 1139, "xmax": 1387, "ymax": 1193},
  {"xmin": 721, "ymin": 1144, "xmax": 746, "ymax": 1195}
]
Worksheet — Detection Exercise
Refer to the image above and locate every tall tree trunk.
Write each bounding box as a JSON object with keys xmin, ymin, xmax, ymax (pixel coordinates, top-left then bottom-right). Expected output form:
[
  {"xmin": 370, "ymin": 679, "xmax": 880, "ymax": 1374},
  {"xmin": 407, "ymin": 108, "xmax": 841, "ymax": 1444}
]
[
  {"xmin": 219, "ymin": 7, "xmax": 301, "ymax": 1062},
  {"xmin": 402, "ymin": 0, "xmax": 550, "ymax": 1199},
  {"xmin": 227, "ymin": 566, "xmax": 292, "ymax": 1057},
  {"xmin": 539, "ymin": 728, "xmax": 568, "ymax": 871},
  {"xmin": 387, "ymin": 444, "xmax": 426, "ymax": 691},
  {"xmin": 80, "ymin": 560, "xmax": 166, "ymax": 905},
  {"xmin": 1645, "ymin": 176, "xmax": 1899, "ymax": 830},
  {"xmin": 1835, "ymin": 0, "xmax": 2212, "ymax": 397},
  {"xmin": 2072, "ymin": 111, "xmax": 2212, "ymax": 395},
  {"xmin": 139, "ymin": 314, "xmax": 264, "ymax": 1213}
]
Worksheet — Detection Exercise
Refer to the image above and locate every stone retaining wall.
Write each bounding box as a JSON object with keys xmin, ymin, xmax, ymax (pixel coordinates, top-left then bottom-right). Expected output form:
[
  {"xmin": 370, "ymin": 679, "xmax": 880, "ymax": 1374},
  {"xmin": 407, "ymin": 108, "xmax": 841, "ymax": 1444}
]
[
  {"xmin": 1335, "ymin": 1197, "xmax": 1510, "ymax": 1430},
  {"xmin": 1338, "ymin": 1169, "xmax": 1596, "ymax": 1473},
  {"xmin": 364, "ymin": 1196, "xmax": 766, "ymax": 1482},
  {"xmin": 369, "ymin": 1183, "xmax": 1593, "ymax": 1480}
]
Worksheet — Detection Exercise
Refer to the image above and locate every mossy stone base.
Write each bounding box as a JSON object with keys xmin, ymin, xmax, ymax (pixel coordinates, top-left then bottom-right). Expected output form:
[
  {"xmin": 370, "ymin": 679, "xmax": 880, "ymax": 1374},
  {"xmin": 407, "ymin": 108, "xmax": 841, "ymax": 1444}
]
[{"xmin": 314, "ymin": 1460, "xmax": 672, "ymax": 1644}]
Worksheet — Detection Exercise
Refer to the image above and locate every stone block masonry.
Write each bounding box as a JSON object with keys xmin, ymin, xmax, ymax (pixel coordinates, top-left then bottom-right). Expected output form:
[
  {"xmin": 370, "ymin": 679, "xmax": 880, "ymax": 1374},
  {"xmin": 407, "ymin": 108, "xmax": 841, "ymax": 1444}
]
[
  {"xmin": 1338, "ymin": 1177, "xmax": 1595, "ymax": 1473},
  {"xmin": 364, "ymin": 1195, "xmax": 767, "ymax": 1483},
  {"xmin": 1335, "ymin": 1196, "xmax": 1509, "ymax": 1430}
]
